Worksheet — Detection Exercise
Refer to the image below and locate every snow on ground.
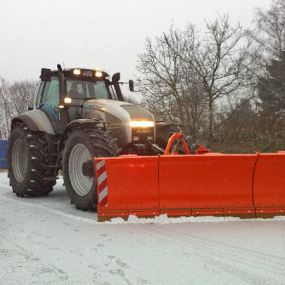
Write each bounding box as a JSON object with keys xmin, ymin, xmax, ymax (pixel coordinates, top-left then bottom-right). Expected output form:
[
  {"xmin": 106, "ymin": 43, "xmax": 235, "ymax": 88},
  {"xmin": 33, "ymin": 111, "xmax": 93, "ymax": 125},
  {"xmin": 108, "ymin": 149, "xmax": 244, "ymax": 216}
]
[{"xmin": 1, "ymin": 171, "xmax": 285, "ymax": 285}]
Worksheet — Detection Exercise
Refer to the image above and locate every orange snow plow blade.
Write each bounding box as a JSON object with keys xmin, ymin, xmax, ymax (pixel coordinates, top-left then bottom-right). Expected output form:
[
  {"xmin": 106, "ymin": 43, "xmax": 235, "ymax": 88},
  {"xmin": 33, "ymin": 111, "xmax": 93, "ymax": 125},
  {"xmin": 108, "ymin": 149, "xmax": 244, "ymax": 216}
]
[
  {"xmin": 95, "ymin": 156, "xmax": 160, "ymax": 220},
  {"xmin": 94, "ymin": 134, "xmax": 285, "ymax": 221},
  {"xmin": 254, "ymin": 152, "xmax": 285, "ymax": 216}
]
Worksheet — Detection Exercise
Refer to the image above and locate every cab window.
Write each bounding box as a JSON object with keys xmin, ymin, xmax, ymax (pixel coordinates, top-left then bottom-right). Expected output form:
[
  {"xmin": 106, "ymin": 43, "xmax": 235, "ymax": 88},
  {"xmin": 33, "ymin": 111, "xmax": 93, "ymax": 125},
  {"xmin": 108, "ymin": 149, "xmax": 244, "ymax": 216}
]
[
  {"xmin": 41, "ymin": 77, "xmax": 59, "ymax": 108},
  {"xmin": 35, "ymin": 81, "xmax": 44, "ymax": 108},
  {"xmin": 94, "ymin": 81, "xmax": 109, "ymax": 99},
  {"xmin": 66, "ymin": 80, "xmax": 110, "ymax": 99}
]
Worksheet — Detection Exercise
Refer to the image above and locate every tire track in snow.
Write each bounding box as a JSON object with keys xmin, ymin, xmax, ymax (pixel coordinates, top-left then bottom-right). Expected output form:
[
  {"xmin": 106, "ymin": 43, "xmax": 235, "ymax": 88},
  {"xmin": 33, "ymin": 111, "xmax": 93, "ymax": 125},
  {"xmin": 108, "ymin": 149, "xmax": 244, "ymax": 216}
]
[
  {"xmin": 0, "ymin": 189, "xmax": 99, "ymax": 224},
  {"xmin": 103, "ymin": 220, "xmax": 285, "ymax": 283},
  {"xmin": 142, "ymin": 225, "xmax": 285, "ymax": 284},
  {"xmin": 0, "ymin": 233, "xmax": 69, "ymax": 284}
]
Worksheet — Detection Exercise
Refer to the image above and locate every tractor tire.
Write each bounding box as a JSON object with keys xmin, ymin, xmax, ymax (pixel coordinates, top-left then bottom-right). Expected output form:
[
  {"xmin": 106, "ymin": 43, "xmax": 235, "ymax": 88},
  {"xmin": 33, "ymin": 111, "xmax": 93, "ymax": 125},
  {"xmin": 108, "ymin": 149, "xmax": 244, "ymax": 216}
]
[
  {"xmin": 8, "ymin": 123, "xmax": 58, "ymax": 197},
  {"xmin": 62, "ymin": 128, "xmax": 118, "ymax": 211}
]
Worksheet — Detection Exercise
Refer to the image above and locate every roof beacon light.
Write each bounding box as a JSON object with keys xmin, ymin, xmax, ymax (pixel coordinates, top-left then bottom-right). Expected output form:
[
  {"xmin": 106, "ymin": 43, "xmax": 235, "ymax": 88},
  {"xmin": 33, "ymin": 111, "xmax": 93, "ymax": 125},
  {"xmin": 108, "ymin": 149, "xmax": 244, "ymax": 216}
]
[
  {"xmin": 73, "ymin": 69, "xmax": 81, "ymax": 75},
  {"xmin": 95, "ymin": 70, "xmax": 103, "ymax": 77}
]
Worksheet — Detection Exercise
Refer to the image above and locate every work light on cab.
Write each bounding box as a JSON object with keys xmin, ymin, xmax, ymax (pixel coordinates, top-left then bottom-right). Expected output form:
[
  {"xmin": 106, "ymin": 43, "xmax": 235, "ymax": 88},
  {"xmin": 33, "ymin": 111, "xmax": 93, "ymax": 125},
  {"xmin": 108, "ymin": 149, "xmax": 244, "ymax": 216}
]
[
  {"xmin": 73, "ymin": 69, "xmax": 81, "ymax": 75},
  {"xmin": 95, "ymin": 70, "xmax": 103, "ymax": 77}
]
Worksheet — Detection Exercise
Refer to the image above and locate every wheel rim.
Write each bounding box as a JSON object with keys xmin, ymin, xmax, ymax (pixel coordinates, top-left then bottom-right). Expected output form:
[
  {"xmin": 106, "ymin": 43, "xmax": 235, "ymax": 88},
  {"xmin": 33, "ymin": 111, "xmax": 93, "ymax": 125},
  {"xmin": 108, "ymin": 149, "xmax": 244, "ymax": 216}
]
[
  {"xmin": 69, "ymin": 143, "xmax": 94, "ymax": 196},
  {"xmin": 12, "ymin": 139, "xmax": 28, "ymax": 183}
]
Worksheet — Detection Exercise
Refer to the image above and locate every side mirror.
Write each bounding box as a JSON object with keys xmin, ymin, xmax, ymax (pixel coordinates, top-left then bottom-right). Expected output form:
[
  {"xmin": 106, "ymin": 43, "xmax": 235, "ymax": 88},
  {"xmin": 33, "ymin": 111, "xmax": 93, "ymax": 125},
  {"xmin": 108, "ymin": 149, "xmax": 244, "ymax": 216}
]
[
  {"xmin": 112, "ymin": 72, "xmax": 120, "ymax": 83},
  {"xmin": 129, "ymin": 80, "xmax": 134, "ymax": 92},
  {"xmin": 40, "ymin": 68, "xmax": 51, "ymax": 81}
]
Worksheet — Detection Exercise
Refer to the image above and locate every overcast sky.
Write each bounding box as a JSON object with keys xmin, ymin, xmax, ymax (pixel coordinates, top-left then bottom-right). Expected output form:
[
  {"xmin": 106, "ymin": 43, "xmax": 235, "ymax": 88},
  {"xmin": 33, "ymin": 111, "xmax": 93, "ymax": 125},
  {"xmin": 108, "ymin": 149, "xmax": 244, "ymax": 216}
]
[{"xmin": 0, "ymin": 0, "xmax": 272, "ymax": 83}]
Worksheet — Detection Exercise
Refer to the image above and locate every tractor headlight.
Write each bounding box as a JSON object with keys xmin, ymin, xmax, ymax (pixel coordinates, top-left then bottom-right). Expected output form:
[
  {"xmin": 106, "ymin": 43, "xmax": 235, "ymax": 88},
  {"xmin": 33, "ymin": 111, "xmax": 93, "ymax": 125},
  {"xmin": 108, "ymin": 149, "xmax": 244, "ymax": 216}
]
[
  {"xmin": 131, "ymin": 120, "xmax": 154, "ymax": 143},
  {"xmin": 130, "ymin": 120, "xmax": 154, "ymax": 128}
]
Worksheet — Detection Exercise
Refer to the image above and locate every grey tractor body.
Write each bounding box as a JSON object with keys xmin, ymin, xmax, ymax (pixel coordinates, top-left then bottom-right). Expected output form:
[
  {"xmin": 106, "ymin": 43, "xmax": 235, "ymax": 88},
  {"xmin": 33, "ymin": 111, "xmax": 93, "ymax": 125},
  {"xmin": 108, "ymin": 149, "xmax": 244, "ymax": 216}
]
[{"xmin": 14, "ymin": 98, "xmax": 155, "ymax": 148}]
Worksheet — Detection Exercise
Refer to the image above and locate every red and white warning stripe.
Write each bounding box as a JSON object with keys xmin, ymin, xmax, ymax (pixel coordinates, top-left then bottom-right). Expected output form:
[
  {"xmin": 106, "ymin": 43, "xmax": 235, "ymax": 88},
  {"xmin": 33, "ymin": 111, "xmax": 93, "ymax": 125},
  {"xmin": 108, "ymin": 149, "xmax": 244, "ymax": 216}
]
[{"xmin": 96, "ymin": 160, "xmax": 108, "ymax": 207}]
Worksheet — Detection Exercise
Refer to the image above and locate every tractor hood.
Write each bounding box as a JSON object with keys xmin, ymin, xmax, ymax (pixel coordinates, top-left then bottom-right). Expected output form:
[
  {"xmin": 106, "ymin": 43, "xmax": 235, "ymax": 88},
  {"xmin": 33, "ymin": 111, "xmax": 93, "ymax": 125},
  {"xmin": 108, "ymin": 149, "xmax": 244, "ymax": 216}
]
[
  {"xmin": 82, "ymin": 99, "xmax": 154, "ymax": 147},
  {"xmin": 82, "ymin": 99, "xmax": 154, "ymax": 123}
]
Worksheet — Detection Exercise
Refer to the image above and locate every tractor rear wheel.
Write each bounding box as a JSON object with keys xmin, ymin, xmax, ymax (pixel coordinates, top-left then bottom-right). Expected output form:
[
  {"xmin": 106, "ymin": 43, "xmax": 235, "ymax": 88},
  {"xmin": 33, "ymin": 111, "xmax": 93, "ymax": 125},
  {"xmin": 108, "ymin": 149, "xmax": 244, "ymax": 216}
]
[
  {"xmin": 8, "ymin": 123, "xmax": 58, "ymax": 197},
  {"xmin": 62, "ymin": 128, "xmax": 117, "ymax": 211}
]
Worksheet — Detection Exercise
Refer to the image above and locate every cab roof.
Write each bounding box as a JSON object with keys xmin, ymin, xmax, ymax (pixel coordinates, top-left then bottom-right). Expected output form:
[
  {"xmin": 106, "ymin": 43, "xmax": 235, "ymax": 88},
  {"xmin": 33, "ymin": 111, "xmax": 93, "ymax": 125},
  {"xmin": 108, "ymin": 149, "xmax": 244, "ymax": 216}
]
[{"xmin": 50, "ymin": 68, "xmax": 109, "ymax": 79}]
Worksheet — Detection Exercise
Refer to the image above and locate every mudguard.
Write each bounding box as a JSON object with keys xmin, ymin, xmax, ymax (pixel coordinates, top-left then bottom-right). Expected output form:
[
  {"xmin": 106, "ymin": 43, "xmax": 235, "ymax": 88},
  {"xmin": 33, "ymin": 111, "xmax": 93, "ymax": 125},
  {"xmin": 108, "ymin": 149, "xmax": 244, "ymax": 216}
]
[{"xmin": 12, "ymin": 109, "xmax": 55, "ymax": 134}]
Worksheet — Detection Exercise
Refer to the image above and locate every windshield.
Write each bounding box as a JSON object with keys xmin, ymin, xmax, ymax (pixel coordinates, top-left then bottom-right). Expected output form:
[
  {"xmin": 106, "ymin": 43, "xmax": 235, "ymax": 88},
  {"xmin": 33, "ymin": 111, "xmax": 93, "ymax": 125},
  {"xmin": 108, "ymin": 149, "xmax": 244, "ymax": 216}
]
[{"xmin": 66, "ymin": 79, "xmax": 111, "ymax": 100}]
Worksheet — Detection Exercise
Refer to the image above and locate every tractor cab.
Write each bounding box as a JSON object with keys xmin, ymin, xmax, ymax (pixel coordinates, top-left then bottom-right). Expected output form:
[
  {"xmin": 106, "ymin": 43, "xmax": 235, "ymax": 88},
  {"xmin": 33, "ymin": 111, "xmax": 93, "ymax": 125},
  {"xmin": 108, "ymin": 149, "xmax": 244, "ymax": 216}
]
[{"xmin": 36, "ymin": 66, "xmax": 133, "ymax": 126}]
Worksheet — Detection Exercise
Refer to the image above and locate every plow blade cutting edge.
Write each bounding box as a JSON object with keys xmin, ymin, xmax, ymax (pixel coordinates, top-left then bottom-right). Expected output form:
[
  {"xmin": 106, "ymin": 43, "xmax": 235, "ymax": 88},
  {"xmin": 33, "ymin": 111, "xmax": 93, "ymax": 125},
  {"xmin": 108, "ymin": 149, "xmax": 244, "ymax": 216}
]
[{"xmin": 94, "ymin": 138, "xmax": 285, "ymax": 221}]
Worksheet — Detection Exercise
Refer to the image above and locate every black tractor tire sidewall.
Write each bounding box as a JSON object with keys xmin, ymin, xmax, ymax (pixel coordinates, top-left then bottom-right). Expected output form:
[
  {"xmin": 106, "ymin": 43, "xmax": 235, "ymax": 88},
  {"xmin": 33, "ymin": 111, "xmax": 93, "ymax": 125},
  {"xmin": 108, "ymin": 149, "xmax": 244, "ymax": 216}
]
[{"xmin": 8, "ymin": 126, "xmax": 31, "ymax": 194}]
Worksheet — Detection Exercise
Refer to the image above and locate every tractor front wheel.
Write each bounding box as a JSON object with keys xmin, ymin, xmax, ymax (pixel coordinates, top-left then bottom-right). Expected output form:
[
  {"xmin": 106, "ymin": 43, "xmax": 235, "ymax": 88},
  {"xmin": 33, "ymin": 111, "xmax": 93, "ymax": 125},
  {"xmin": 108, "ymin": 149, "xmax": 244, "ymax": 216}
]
[{"xmin": 62, "ymin": 128, "xmax": 117, "ymax": 211}]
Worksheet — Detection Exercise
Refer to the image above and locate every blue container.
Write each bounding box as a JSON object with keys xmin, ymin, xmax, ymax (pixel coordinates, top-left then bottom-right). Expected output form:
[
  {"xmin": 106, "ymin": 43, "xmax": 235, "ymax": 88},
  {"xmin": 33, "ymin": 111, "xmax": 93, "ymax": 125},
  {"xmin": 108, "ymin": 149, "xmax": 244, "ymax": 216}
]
[{"xmin": 0, "ymin": 140, "xmax": 8, "ymax": 168}]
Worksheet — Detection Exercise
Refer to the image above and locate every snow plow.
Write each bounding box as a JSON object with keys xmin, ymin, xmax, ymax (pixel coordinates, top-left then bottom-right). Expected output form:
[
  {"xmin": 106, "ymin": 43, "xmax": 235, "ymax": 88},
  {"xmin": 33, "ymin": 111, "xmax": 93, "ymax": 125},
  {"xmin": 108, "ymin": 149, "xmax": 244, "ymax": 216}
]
[{"xmin": 95, "ymin": 133, "xmax": 285, "ymax": 221}]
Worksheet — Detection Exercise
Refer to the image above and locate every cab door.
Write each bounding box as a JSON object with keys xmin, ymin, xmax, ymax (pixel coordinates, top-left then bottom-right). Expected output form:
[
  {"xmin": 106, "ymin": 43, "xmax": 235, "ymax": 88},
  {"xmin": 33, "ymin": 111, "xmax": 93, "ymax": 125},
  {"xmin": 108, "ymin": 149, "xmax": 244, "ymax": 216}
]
[
  {"xmin": 38, "ymin": 76, "xmax": 65, "ymax": 133},
  {"xmin": 39, "ymin": 76, "xmax": 60, "ymax": 120}
]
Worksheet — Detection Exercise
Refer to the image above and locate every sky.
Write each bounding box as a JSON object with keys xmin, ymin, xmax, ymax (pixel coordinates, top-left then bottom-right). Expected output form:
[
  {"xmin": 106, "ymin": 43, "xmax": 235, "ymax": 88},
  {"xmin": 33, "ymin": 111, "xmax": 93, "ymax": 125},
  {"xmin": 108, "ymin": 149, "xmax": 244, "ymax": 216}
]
[{"xmin": 0, "ymin": 0, "xmax": 272, "ymax": 83}]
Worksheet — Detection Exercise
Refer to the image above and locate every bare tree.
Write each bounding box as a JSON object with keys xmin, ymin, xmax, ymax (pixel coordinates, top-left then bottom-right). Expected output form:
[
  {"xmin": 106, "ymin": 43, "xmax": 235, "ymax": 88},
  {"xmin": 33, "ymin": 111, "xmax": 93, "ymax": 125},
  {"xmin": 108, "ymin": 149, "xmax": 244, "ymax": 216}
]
[
  {"xmin": 137, "ymin": 27, "xmax": 207, "ymax": 141},
  {"xmin": 254, "ymin": 0, "xmax": 285, "ymax": 59},
  {"xmin": 0, "ymin": 78, "xmax": 38, "ymax": 139},
  {"xmin": 8, "ymin": 80, "xmax": 38, "ymax": 115},
  {"xmin": 164, "ymin": 16, "xmax": 253, "ymax": 143},
  {"xmin": 0, "ymin": 78, "xmax": 11, "ymax": 139}
]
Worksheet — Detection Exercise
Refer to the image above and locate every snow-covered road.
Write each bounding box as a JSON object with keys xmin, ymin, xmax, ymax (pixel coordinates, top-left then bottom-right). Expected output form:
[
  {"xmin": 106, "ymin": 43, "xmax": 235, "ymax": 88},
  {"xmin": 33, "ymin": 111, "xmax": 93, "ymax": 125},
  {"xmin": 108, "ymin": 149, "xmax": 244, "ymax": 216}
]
[{"xmin": 1, "ymin": 171, "xmax": 285, "ymax": 285}]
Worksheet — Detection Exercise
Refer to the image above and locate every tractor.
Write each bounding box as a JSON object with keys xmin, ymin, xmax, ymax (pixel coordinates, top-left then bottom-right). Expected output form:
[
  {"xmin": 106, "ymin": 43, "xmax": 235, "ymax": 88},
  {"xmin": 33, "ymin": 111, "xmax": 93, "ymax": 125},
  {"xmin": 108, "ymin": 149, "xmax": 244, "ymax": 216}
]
[{"xmin": 8, "ymin": 65, "xmax": 178, "ymax": 210}]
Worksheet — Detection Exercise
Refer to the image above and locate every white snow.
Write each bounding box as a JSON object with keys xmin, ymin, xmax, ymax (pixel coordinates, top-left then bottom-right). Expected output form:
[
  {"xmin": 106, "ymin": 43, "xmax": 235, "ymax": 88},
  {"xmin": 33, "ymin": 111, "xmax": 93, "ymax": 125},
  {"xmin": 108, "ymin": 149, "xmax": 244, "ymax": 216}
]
[{"xmin": 1, "ymin": 170, "xmax": 285, "ymax": 285}]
